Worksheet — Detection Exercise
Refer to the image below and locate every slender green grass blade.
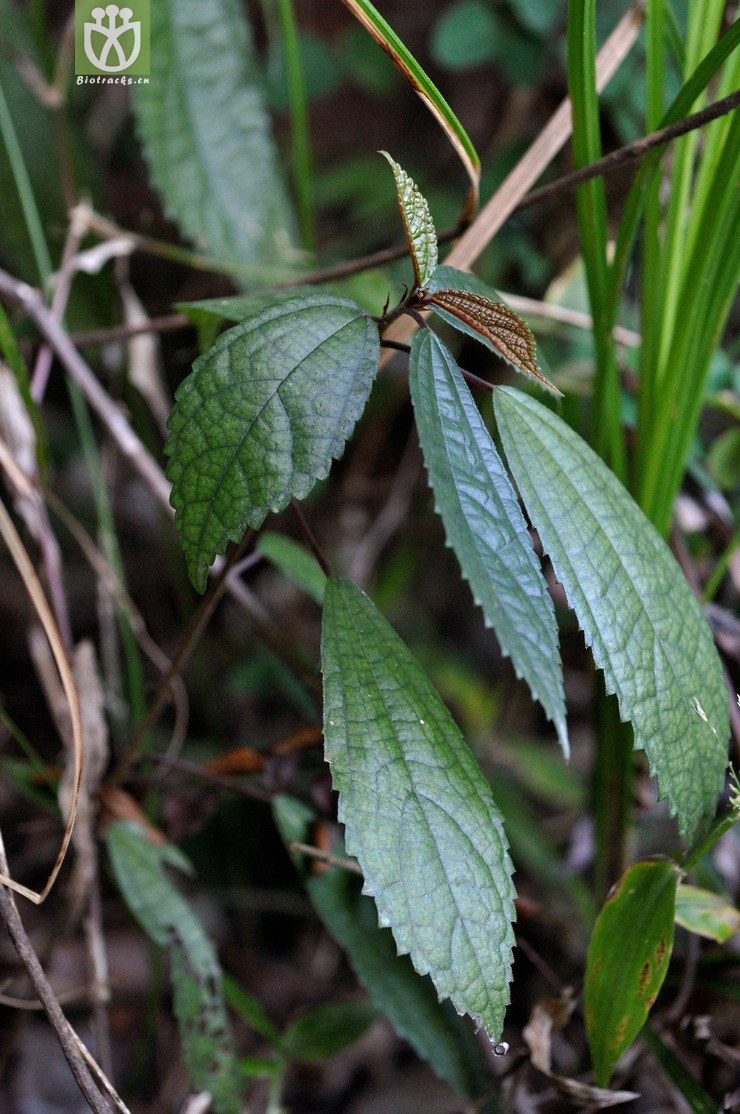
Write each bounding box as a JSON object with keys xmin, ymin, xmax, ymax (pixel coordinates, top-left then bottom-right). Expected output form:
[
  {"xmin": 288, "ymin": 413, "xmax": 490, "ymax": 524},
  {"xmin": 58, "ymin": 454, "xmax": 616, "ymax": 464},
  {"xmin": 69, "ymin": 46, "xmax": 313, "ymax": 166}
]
[{"xmin": 340, "ymin": 0, "xmax": 480, "ymax": 214}]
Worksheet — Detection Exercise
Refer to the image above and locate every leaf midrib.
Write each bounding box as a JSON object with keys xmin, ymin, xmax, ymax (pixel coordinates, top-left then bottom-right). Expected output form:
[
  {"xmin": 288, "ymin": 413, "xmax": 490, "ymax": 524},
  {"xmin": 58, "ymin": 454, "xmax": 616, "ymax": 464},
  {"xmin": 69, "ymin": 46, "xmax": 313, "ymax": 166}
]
[
  {"xmin": 191, "ymin": 311, "xmax": 368, "ymax": 556},
  {"xmin": 332, "ymin": 587, "xmax": 502, "ymax": 1007},
  {"xmin": 499, "ymin": 396, "xmax": 719, "ymax": 804}
]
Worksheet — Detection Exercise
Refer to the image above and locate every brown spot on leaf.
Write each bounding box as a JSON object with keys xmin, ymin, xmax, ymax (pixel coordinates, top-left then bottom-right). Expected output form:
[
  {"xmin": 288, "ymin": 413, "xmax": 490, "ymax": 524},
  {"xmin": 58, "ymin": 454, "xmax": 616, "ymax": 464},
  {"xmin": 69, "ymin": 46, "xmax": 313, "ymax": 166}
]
[
  {"xmin": 610, "ymin": 1017, "xmax": 628, "ymax": 1047},
  {"xmin": 656, "ymin": 935, "xmax": 667, "ymax": 967},
  {"xmin": 639, "ymin": 960, "xmax": 652, "ymax": 994}
]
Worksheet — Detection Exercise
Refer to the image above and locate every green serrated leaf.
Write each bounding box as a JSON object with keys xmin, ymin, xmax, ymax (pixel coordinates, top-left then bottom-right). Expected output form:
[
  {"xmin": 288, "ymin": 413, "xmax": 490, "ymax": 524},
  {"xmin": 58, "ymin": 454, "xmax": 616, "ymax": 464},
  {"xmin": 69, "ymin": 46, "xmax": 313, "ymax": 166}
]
[
  {"xmin": 494, "ymin": 388, "xmax": 729, "ymax": 840},
  {"xmin": 585, "ymin": 860, "xmax": 680, "ymax": 1087},
  {"xmin": 273, "ymin": 795, "xmax": 488, "ymax": 1098},
  {"xmin": 321, "ymin": 578, "xmax": 516, "ymax": 1040},
  {"xmin": 409, "ymin": 331, "xmax": 568, "ymax": 755},
  {"xmin": 281, "ymin": 1001, "xmax": 376, "ymax": 1062},
  {"xmin": 134, "ymin": 0, "xmax": 296, "ymax": 279},
  {"xmin": 166, "ymin": 294, "xmax": 379, "ymax": 591},
  {"xmin": 177, "ymin": 287, "xmax": 319, "ymax": 327},
  {"xmin": 257, "ymin": 532, "xmax": 326, "ymax": 603},
  {"xmin": 107, "ymin": 821, "xmax": 242, "ymax": 1113},
  {"xmin": 674, "ymin": 884, "xmax": 740, "ymax": 943},
  {"xmin": 380, "ymin": 152, "xmax": 438, "ymax": 289}
]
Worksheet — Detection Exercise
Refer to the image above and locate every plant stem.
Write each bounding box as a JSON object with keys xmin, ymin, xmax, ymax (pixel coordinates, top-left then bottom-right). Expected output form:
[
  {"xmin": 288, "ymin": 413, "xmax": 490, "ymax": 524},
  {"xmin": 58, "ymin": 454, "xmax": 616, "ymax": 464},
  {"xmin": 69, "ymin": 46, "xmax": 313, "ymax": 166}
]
[
  {"xmin": 275, "ymin": 0, "xmax": 315, "ymax": 252},
  {"xmin": 592, "ymin": 684, "xmax": 633, "ymax": 899},
  {"xmin": 0, "ymin": 835, "xmax": 116, "ymax": 1113},
  {"xmin": 567, "ymin": 0, "xmax": 626, "ymax": 481},
  {"xmin": 0, "ymin": 75, "xmax": 53, "ymax": 286}
]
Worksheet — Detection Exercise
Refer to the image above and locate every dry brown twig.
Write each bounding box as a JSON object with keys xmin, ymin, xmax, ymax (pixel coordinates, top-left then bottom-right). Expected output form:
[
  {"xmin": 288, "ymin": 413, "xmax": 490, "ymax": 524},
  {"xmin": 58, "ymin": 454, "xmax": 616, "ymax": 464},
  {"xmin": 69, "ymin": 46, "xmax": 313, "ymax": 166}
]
[{"xmin": 0, "ymin": 490, "xmax": 82, "ymax": 906}]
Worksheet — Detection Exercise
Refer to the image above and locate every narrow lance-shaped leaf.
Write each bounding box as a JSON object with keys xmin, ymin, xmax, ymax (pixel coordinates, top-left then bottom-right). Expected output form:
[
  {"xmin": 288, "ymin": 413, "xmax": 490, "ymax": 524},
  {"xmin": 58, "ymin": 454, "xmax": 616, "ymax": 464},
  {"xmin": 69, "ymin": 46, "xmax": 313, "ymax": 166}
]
[
  {"xmin": 321, "ymin": 577, "xmax": 516, "ymax": 1040},
  {"xmin": 134, "ymin": 0, "xmax": 296, "ymax": 280},
  {"xmin": 585, "ymin": 860, "xmax": 680, "ymax": 1086},
  {"xmin": 494, "ymin": 388, "xmax": 729, "ymax": 840},
  {"xmin": 409, "ymin": 331, "xmax": 568, "ymax": 755},
  {"xmin": 381, "ymin": 152, "xmax": 438, "ymax": 288},
  {"xmin": 425, "ymin": 288, "xmax": 561, "ymax": 396},
  {"xmin": 273, "ymin": 795, "xmax": 489, "ymax": 1099},
  {"xmin": 107, "ymin": 821, "xmax": 242, "ymax": 1113},
  {"xmin": 166, "ymin": 294, "xmax": 380, "ymax": 592}
]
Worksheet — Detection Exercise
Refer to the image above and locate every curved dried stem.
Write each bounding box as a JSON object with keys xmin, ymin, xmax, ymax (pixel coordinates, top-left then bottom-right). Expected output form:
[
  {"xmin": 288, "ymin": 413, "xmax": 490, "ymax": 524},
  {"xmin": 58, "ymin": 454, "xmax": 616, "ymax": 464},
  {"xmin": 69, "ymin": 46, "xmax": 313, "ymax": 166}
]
[{"xmin": 0, "ymin": 495, "xmax": 83, "ymax": 903}]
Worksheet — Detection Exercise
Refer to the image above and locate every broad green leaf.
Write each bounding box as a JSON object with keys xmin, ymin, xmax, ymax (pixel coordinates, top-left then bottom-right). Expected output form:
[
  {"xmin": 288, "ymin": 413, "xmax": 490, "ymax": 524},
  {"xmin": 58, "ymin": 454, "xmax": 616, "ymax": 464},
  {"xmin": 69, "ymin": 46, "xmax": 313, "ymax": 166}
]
[
  {"xmin": 177, "ymin": 287, "xmax": 319, "ymax": 327},
  {"xmin": 257, "ymin": 532, "xmax": 326, "ymax": 604},
  {"xmin": 238, "ymin": 1056, "xmax": 281, "ymax": 1080},
  {"xmin": 134, "ymin": 0, "xmax": 296, "ymax": 278},
  {"xmin": 585, "ymin": 860, "xmax": 680, "ymax": 1087},
  {"xmin": 167, "ymin": 294, "xmax": 380, "ymax": 592},
  {"xmin": 409, "ymin": 331, "xmax": 568, "ymax": 755},
  {"xmin": 426, "ymin": 289, "xmax": 560, "ymax": 396},
  {"xmin": 321, "ymin": 578, "xmax": 516, "ymax": 1040},
  {"xmin": 340, "ymin": 0, "xmax": 480, "ymax": 215},
  {"xmin": 107, "ymin": 821, "xmax": 241, "ymax": 1113},
  {"xmin": 674, "ymin": 884, "xmax": 740, "ymax": 943},
  {"xmin": 273, "ymin": 795, "xmax": 488, "ymax": 1098},
  {"xmin": 380, "ymin": 152, "xmax": 438, "ymax": 289},
  {"xmin": 494, "ymin": 388, "xmax": 729, "ymax": 840},
  {"xmin": 281, "ymin": 1001, "xmax": 376, "ymax": 1062}
]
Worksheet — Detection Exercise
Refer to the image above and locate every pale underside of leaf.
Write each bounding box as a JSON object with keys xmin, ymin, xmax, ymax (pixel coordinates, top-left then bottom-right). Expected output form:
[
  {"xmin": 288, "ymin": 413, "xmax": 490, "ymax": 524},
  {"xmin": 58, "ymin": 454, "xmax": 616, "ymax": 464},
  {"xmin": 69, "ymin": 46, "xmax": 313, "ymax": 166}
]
[
  {"xmin": 410, "ymin": 331, "xmax": 568, "ymax": 755},
  {"xmin": 321, "ymin": 577, "xmax": 516, "ymax": 1040},
  {"xmin": 380, "ymin": 151, "xmax": 438, "ymax": 289},
  {"xmin": 428, "ymin": 288, "xmax": 561, "ymax": 396},
  {"xmin": 135, "ymin": 0, "xmax": 296, "ymax": 279},
  {"xmin": 166, "ymin": 295, "xmax": 380, "ymax": 592},
  {"xmin": 494, "ymin": 388, "xmax": 729, "ymax": 839}
]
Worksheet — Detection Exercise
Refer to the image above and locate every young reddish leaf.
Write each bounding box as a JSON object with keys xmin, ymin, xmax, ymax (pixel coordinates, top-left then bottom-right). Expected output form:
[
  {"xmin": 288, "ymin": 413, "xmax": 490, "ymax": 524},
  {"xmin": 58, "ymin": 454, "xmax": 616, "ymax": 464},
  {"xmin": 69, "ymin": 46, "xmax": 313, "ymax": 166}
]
[
  {"xmin": 381, "ymin": 151, "xmax": 438, "ymax": 289},
  {"xmin": 427, "ymin": 288, "xmax": 561, "ymax": 396},
  {"xmin": 585, "ymin": 860, "xmax": 680, "ymax": 1087}
]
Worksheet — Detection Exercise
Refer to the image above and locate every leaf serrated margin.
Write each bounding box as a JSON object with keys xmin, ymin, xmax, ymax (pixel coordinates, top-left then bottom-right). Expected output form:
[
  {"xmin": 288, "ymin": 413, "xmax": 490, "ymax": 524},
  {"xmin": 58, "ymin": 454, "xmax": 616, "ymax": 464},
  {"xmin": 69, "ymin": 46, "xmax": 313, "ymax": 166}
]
[
  {"xmin": 494, "ymin": 387, "xmax": 729, "ymax": 839},
  {"xmin": 321, "ymin": 577, "xmax": 516, "ymax": 1039},
  {"xmin": 166, "ymin": 295, "xmax": 379, "ymax": 591},
  {"xmin": 410, "ymin": 331, "xmax": 568, "ymax": 754},
  {"xmin": 381, "ymin": 151, "xmax": 438, "ymax": 288},
  {"xmin": 427, "ymin": 289, "xmax": 561, "ymax": 396}
]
